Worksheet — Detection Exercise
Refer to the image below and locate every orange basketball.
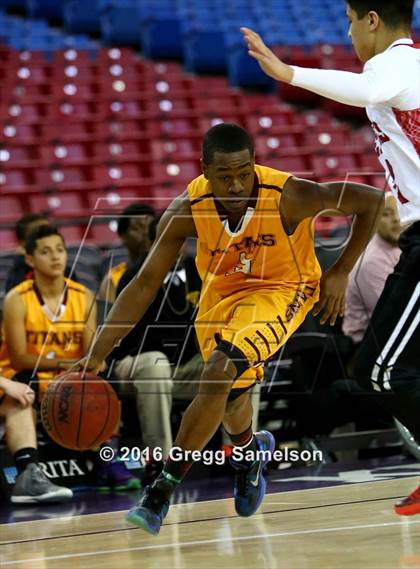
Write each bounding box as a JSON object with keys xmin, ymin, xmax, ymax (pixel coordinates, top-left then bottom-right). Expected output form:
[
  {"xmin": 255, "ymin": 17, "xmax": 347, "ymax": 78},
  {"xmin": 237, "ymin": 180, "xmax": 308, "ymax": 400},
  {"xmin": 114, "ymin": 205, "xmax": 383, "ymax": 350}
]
[{"xmin": 41, "ymin": 372, "xmax": 120, "ymax": 451}]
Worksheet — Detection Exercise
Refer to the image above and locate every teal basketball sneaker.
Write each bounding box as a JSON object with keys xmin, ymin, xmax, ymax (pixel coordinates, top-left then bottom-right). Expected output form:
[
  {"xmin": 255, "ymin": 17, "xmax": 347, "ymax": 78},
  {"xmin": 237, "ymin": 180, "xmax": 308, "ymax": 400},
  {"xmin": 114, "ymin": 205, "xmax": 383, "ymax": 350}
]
[
  {"xmin": 125, "ymin": 485, "xmax": 169, "ymax": 535},
  {"xmin": 230, "ymin": 430, "xmax": 275, "ymax": 517}
]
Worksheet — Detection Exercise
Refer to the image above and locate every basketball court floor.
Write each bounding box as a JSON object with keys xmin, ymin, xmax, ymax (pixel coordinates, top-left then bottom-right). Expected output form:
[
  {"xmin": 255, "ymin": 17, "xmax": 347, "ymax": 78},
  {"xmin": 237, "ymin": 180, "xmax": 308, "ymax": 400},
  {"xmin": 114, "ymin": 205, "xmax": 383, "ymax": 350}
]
[{"xmin": 1, "ymin": 458, "xmax": 419, "ymax": 569}]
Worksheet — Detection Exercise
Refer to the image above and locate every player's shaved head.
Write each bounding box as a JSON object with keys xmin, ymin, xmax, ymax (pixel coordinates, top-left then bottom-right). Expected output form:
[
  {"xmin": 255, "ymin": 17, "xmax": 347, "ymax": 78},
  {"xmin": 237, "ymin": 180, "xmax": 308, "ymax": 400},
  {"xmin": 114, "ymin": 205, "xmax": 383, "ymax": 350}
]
[
  {"xmin": 347, "ymin": 0, "xmax": 414, "ymax": 29},
  {"xmin": 202, "ymin": 123, "xmax": 254, "ymax": 165}
]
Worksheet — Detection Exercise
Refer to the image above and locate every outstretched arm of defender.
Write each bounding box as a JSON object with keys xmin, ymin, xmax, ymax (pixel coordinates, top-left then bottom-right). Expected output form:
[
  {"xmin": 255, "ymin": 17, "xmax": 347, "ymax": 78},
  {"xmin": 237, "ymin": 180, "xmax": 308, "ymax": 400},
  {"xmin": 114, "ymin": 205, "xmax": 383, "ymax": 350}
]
[
  {"xmin": 281, "ymin": 178, "xmax": 384, "ymax": 325},
  {"xmin": 241, "ymin": 27, "xmax": 406, "ymax": 107},
  {"xmin": 81, "ymin": 194, "xmax": 197, "ymax": 371}
]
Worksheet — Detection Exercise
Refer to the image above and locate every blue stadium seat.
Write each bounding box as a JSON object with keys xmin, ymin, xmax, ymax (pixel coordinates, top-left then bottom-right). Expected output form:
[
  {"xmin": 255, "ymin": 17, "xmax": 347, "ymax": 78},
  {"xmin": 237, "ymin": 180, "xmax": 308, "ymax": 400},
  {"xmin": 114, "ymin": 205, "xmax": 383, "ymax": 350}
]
[
  {"xmin": 100, "ymin": 0, "xmax": 141, "ymax": 45},
  {"xmin": 226, "ymin": 39, "xmax": 276, "ymax": 88},
  {"xmin": 183, "ymin": 25, "xmax": 226, "ymax": 72},
  {"xmin": 140, "ymin": 15, "xmax": 183, "ymax": 58},
  {"xmin": 64, "ymin": 0, "xmax": 102, "ymax": 34},
  {"xmin": 0, "ymin": 0, "xmax": 27, "ymax": 7},
  {"xmin": 27, "ymin": 0, "xmax": 65, "ymax": 20}
]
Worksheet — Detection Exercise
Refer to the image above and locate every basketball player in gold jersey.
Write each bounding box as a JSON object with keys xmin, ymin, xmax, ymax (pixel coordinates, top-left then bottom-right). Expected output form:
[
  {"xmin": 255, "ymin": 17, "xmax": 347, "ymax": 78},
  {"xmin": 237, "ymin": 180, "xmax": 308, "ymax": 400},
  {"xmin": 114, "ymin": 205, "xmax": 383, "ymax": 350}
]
[
  {"xmin": 0, "ymin": 224, "xmax": 97, "ymax": 394},
  {"xmin": 76, "ymin": 124, "xmax": 384, "ymax": 534},
  {"xmin": 0, "ymin": 224, "xmax": 97, "ymax": 503}
]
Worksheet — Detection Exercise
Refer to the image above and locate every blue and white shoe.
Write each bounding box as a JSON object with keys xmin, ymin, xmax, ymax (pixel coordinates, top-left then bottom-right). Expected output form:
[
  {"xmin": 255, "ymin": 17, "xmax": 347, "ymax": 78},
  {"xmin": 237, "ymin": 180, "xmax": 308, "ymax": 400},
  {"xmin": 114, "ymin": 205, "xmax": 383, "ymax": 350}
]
[
  {"xmin": 125, "ymin": 485, "xmax": 169, "ymax": 535},
  {"xmin": 230, "ymin": 430, "xmax": 275, "ymax": 517}
]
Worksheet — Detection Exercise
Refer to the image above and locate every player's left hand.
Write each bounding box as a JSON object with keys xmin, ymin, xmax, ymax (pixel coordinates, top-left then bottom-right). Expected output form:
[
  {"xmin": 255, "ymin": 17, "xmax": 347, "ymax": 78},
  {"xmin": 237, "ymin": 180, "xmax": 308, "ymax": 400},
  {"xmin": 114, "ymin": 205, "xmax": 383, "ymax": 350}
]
[
  {"xmin": 312, "ymin": 267, "xmax": 349, "ymax": 326},
  {"xmin": 240, "ymin": 27, "xmax": 294, "ymax": 83}
]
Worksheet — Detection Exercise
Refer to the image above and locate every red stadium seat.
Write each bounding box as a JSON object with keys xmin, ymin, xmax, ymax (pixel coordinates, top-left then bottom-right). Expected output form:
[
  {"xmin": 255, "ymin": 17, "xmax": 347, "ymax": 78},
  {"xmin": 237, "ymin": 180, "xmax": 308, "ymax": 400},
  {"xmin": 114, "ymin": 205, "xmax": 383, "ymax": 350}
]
[
  {"xmin": 194, "ymin": 97, "xmax": 239, "ymax": 115},
  {"xmin": 2, "ymin": 123, "xmax": 39, "ymax": 144},
  {"xmin": 350, "ymin": 127, "xmax": 376, "ymax": 150},
  {"xmin": 7, "ymin": 83, "xmax": 50, "ymax": 100},
  {"xmin": 47, "ymin": 101, "xmax": 99, "ymax": 121},
  {"xmin": 97, "ymin": 100, "xmax": 145, "ymax": 120},
  {"xmin": 255, "ymin": 134, "xmax": 298, "ymax": 158},
  {"xmin": 274, "ymin": 46, "xmax": 320, "ymax": 68},
  {"xmin": 277, "ymin": 82, "xmax": 320, "ymax": 103},
  {"xmin": 40, "ymin": 143, "xmax": 91, "ymax": 165},
  {"xmin": 86, "ymin": 222, "xmax": 120, "ymax": 246},
  {"xmin": 0, "ymin": 145, "xmax": 39, "ymax": 166},
  {"xmin": 358, "ymin": 153, "xmax": 382, "ymax": 172},
  {"xmin": 322, "ymin": 99, "xmax": 365, "ymax": 118},
  {"xmin": 190, "ymin": 76, "xmax": 230, "ymax": 94},
  {"xmin": 28, "ymin": 192, "xmax": 86, "ymax": 217},
  {"xmin": 321, "ymin": 57, "xmax": 361, "ymax": 72},
  {"xmin": 0, "ymin": 168, "xmax": 33, "ymax": 193},
  {"xmin": 263, "ymin": 156, "xmax": 309, "ymax": 174},
  {"xmin": 51, "ymin": 82, "xmax": 98, "ymax": 100},
  {"xmin": 246, "ymin": 113, "xmax": 292, "ymax": 134},
  {"xmin": 53, "ymin": 50, "xmax": 93, "ymax": 66},
  {"xmin": 59, "ymin": 225, "xmax": 85, "ymax": 244},
  {"xmin": 312, "ymin": 45, "xmax": 355, "ymax": 60},
  {"xmin": 311, "ymin": 154, "xmax": 359, "ymax": 177},
  {"xmin": 94, "ymin": 119, "xmax": 161, "ymax": 139},
  {"xmin": 294, "ymin": 110, "xmax": 341, "ymax": 129},
  {"xmin": 150, "ymin": 139, "xmax": 200, "ymax": 161},
  {"xmin": 52, "ymin": 63, "xmax": 98, "ymax": 82},
  {"xmin": 149, "ymin": 97, "xmax": 198, "ymax": 116},
  {"xmin": 239, "ymin": 94, "xmax": 285, "ymax": 113},
  {"xmin": 13, "ymin": 65, "xmax": 51, "ymax": 85},
  {"xmin": 0, "ymin": 228, "xmax": 18, "ymax": 250},
  {"xmin": 41, "ymin": 121, "xmax": 95, "ymax": 142},
  {"xmin": 370, "ymin": 174, "xmax": 388, "ymax": 190},
  {"xmin": 92, "ymin": 163, "xmax": 149, "ymax": 186},
  {"xmin": 94, "ymin": 140, "xmax": 151, "ymax": 161},
  {"xmin": 151, "ymin": 161, "xmax": 201, "ymax": 184},
  {"xmin": 87, "ymin": 189, "xmax": 144, "ymax": 211},
  {"xmin": 0, "ymin": 195, "xmax": 25, "ymax": 220},
  {"xmin": 34, "ymin": 166, "xmax": 93, "ymax": 191},
  {"xmin": 198, "ymin": 116, "xmax": 247, "ymax": 136},
  {"xmin": 152, "ymin": 184, "xmax": 185, "ymax": 210},
  {"xmin": 8, "ymin": 50, "xmax": 49, "ymax": 68},
  {"xmin": 159, "ymin": 118, "xmax": 200, "ymax": 137},
  {"xmin": 0, "ymin": 103, "xmax": 47, "ymax": 124},
  {"xmin": 303, "ymin": 129, "xmax": 351, "ymax": 153},
  {"xmin": 97, "ymin": 47, "xmax": 138, "ymax": 66}
]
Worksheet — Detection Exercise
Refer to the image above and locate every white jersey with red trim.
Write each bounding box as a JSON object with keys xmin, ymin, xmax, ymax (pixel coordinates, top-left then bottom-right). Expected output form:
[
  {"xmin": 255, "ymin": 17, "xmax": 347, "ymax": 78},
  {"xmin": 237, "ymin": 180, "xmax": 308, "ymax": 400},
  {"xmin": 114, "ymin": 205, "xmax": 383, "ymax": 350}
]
[{"xmin": 364, "ymin": 39, "xmax": 420, "ymax": 225}]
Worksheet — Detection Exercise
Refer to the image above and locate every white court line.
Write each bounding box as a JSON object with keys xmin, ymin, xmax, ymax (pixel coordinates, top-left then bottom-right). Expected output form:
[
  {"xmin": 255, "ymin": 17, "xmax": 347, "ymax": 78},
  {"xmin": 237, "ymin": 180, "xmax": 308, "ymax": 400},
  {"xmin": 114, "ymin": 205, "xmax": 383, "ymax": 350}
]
[
  {"xmin": 6, "ymin": 476, "xmax": 419, "ymax": 529},
  {"xmin": 2, "ymin": 520, "xmax": 419, "ymax": 565}
]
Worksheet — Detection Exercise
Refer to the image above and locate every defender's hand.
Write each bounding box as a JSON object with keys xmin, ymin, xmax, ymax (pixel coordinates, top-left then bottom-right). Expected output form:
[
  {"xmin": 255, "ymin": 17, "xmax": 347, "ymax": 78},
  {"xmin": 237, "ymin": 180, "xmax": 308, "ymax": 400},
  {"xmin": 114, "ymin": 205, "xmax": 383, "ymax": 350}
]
[
  {"xmin": 312, "ymin": 267, "xmax": 349, "ymax": 326},
  {"xmin": 240, "ymin": 27, "xmax": 294, "ymax": 83}
]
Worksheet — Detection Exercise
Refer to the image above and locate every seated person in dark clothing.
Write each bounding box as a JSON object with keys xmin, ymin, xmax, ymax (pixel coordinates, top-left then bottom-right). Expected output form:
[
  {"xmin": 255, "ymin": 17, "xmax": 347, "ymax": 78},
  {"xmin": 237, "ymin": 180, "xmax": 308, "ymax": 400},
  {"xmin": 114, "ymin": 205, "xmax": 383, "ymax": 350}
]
[
  {"xmin": 6, "ymin": 214, "xmax": 78, "ymax": 292},
  {"xmin": 106, "ymin": 242, "xmax": 203, "ymax": 466},
  {"xmin": 98, "ymin": 203, "xmax": 156, "ymax": 304},
  {"xmin": 289, "ymin": 199, "xmax": 403, "ymax": 442}
]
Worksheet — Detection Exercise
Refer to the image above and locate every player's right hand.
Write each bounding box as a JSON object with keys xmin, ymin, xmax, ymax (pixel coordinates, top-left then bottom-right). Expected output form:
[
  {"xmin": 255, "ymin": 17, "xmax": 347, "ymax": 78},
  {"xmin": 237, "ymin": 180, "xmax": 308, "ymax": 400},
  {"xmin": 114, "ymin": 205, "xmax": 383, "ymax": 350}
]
[
  {"xmin": 240, "ymin": 27, "xmax": 294, "ymax": 83},
  {"xmin": 2, "ymin": 380, "xmax": 35, "ymax": 408}
]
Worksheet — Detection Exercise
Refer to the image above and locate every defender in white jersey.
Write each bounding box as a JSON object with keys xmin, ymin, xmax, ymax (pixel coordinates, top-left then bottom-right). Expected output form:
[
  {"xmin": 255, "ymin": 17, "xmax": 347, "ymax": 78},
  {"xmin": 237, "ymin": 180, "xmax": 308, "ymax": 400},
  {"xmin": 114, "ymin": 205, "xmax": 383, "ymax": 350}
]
[{"xmin": 242, "ymin": 0, "xmax": 420, "ymax": 516}]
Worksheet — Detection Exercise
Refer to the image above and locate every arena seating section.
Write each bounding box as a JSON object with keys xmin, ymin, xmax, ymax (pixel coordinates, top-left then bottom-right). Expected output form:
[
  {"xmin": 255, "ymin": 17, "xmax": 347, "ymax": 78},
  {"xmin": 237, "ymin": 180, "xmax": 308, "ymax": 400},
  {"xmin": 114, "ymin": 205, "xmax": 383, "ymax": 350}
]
[{"xmin": 1, "ymin": 0, "xmax": 419, "ymax": 296}]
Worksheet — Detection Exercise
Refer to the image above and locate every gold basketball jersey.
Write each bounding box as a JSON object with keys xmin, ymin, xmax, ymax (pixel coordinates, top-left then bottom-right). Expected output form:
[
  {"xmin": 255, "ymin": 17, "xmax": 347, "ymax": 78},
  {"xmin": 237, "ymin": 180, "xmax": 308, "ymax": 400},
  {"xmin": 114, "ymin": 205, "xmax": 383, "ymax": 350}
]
[
  {"xmin": 0, "ymin": 278, "xmax": 87, "ymax": 382},
  {"xmin": 109, "ymin": 262, "xmax": 128, "ymax": 288},
  {"xmin": 188, "ymin": 164, "xmax": 321, "ymax": 313}
]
